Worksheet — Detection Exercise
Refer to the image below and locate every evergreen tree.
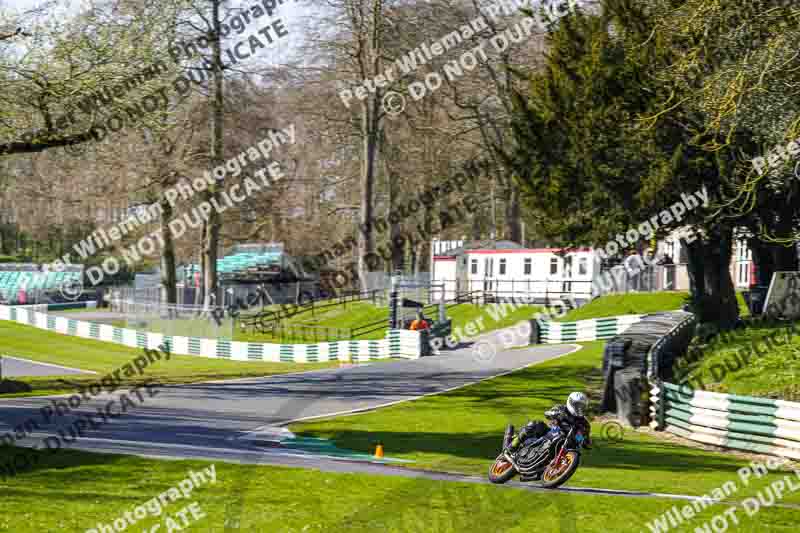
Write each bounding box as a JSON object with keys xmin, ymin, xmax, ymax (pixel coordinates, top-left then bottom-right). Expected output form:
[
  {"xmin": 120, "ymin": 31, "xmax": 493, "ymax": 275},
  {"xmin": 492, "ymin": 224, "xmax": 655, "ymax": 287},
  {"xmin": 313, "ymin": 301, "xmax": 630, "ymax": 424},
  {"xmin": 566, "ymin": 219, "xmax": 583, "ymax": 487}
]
[{"xmin": 509, "ymin": 1, "xmax": 743, "ymax": 328}]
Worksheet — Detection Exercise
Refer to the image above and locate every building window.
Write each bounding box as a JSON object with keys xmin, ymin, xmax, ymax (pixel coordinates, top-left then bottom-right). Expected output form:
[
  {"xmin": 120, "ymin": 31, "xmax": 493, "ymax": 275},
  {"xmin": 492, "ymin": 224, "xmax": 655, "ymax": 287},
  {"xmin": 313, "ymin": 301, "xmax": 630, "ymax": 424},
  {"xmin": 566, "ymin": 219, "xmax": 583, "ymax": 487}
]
[
  {"xmin": 470, "ymin": 259, "xmax": 478, "ymax": 275},
  {"xmin": 578, "ymin": 258, "xmax": 588, "ymax": 275},
  {"xmin": 550, "ymin": 257, "xmax": 558, "ymax": 275},
  {"xmin": 524, "ymin": 258, "xmax": 532, "ymax": 275},
  {"xmin": 499, "ymin": 258, "xmax": 507, "ymax": 275}
]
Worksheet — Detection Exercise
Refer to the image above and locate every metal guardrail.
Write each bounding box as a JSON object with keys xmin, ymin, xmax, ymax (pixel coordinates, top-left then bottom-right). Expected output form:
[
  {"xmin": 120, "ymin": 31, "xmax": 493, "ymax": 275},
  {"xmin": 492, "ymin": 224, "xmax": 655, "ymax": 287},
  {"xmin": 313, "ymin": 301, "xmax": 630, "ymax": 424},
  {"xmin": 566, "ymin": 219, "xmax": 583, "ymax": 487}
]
[
  {"xmin": 636, "ymin": 311, "xmax": 800, "ymax": 461},
  {"xmin": 646, "ymin": 312, "xmax": 698, "ymax": 382}
]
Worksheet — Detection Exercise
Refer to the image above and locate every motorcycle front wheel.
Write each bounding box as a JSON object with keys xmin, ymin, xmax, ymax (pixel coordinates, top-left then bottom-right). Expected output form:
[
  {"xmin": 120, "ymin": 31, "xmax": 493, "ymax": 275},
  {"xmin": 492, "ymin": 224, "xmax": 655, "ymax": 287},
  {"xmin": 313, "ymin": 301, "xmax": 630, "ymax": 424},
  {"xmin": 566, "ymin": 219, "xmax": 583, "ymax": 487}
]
[
  {"xmin": 541, "ymin": 451, "xmax": 580, "ymax": 488},
  {"xmin": 488, "ymin": 454, "xmax": 517, "ymax": 484}
]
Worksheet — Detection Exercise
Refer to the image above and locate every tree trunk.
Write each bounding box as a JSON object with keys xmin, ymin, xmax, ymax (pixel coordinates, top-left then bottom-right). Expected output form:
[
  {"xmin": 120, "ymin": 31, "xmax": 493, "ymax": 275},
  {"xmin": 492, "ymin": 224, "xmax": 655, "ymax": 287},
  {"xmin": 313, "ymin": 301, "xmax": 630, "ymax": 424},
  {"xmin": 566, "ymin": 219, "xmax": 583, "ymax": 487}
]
[
  {"xmin": 505, "ymin": 176, "xmax": 522, "ymax": 243},
  {"xmin": 684, "ymin": 226, "xmax": 739, "ymax": 329},
  {"xmin": 471, "ymin": 171, "xmax": 482, "ymax": 241},
  {"xmin": 417, "ymin": 209, "xmax": 432, "ymax": 274},
  {"xmin": 748, "ymin": 237, "xmax": 775, "ymax": 286},
  {"xmin": 386, "ymin": 161, "xmax": 402, "ymax": 273},
  {"xmin": 203, "ymin": 0, "xmax": 224, "ymax": 311},
  {"xmin": 355, "ymin": 0, "xmax": 384, "ymax": 290},
  {"xmin": 749, "ymin": 211, "xmax": 799, "ymax": 286},
  {"xmin": 357, "ymin": 98, "xmax": 379, "ymax": 287},
  {"xmin": 159, "ymin": 197, "xmax": 177, "ymax": 305},
  {"xmin": 773, "ymin": 212, "xmax": 799, "ymax": 272},
  {"xmin": 196, "ymin": 226, "xmax": 206, "ymax": 307}
]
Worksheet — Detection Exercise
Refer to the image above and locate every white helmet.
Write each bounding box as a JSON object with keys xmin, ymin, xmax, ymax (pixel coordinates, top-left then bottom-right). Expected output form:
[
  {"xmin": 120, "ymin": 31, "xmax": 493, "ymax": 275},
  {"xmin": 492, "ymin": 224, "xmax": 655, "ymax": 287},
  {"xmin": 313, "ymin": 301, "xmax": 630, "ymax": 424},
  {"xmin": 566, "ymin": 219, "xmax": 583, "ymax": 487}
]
[{"xmin": 566, "ymin": 392, "xmax": 588, "ymax": 417}]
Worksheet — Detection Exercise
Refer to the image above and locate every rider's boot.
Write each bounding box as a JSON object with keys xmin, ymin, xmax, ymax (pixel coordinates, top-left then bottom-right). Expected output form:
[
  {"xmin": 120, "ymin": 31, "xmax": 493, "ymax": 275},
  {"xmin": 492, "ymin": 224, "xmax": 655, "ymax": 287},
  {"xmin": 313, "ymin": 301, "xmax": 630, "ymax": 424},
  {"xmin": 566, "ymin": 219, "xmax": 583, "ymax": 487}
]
[{"xmin": 507, "ymin": 424, "xmax": 533, "ymax": 452}]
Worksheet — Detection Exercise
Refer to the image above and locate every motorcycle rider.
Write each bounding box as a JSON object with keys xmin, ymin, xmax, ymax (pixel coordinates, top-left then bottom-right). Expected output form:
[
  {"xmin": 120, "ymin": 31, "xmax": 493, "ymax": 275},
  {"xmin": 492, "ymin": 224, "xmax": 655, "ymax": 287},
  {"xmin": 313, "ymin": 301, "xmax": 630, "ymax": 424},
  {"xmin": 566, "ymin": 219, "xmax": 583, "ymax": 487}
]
[{"xmin": 506, "ymin": 392, "xmax": 592, "ymax": 455}]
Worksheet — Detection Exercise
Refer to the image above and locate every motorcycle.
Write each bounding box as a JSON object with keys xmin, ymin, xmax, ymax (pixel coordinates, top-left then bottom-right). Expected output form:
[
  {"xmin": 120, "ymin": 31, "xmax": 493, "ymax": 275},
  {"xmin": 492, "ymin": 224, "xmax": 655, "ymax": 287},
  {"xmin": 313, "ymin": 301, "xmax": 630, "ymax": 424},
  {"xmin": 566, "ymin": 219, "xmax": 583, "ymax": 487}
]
[{"xmin": 488, "ymin": 421, "xmax": 587, "ymax": 488}]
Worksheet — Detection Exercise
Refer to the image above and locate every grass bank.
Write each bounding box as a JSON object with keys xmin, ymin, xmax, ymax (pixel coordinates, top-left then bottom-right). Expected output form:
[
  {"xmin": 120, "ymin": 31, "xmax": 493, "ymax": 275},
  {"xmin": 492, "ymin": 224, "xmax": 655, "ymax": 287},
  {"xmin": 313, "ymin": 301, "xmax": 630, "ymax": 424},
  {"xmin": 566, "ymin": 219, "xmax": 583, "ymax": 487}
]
[
  {"xmin": 682, "ymin": 317, "xmax": 800, "ymax": 399},
  {"xmin": 292, "ymin": 341, "xmax": 800, "ymax": 503},
  {"xmin": 556, "ymin": 292, "xmax": 688, "ymax": 322},
  {"xmin": 0, "ymin": 445, "xmax": 798, "ymax": 532},
  {"xmin": 0, "ymin": 320, "xmax": 336, "ymax": 397}
]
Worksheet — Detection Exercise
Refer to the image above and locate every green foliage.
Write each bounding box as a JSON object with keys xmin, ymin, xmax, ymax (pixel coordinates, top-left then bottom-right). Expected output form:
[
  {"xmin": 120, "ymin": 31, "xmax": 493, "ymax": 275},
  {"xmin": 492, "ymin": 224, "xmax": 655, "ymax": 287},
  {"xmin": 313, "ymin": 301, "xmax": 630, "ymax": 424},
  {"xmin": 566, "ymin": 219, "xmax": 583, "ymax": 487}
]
[
  {"xmin": 642, "ymin": 0, "xmax": 800, "ymax": 244},
  {"xmin": 508, "ymin": 2, "xmax": 743, "ymax": 326}
]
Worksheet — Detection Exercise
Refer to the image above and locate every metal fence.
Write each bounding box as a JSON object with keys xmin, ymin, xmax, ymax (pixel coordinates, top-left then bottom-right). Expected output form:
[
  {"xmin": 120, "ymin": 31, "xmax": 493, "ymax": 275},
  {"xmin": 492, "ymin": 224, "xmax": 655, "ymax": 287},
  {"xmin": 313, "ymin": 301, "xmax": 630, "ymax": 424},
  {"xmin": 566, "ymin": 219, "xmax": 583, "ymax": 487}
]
[
  {"xmin": 111, "ymin": 281, "xmax": 321, "ymax": 309},
  {"xmin": 363, "ymin": 272, "xmax": 441, "ymax": 307},
  {"xmin": 430, "ymin": 278, "xmax": 593, "ymax": 305},
  {"xmin": 428, "ymin": 265, "xmax": 689, "ymax": 307},
  {"xmin": 595, "ymin": 264, "xmax": 690, "ymax": 295},
  {"xmin": 110, "ymin": 299, "xmax": 234, "ymax": 339}
]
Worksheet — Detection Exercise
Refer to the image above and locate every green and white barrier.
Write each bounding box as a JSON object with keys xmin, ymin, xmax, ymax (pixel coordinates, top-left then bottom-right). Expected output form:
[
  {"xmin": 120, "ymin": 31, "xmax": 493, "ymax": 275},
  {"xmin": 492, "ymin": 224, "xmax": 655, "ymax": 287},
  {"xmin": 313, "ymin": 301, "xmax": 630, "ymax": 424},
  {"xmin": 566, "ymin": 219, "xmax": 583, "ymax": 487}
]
[
  {"xmin": 538, "ymin": 314, "xmax": 643, "ymax": 344},
  {"xmin": 0, "ymin": 304, "xmax": 423, "ymax": 362},
  {"xmin": 650, "ymin": 381, "xmax": 800, "ymax": 461}
]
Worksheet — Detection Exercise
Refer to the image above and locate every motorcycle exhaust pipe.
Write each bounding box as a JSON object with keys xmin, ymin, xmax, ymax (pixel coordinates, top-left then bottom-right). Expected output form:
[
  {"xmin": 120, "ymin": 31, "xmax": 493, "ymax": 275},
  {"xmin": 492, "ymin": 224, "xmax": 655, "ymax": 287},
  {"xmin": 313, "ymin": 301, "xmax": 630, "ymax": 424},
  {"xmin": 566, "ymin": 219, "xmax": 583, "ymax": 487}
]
[
  {"xmin": 513, "ymin": 454, "xmax": 550, "ymax": 475},
  {"xmin": 503, "ymin": 452, "xmax": 523, "ymax": 473}
]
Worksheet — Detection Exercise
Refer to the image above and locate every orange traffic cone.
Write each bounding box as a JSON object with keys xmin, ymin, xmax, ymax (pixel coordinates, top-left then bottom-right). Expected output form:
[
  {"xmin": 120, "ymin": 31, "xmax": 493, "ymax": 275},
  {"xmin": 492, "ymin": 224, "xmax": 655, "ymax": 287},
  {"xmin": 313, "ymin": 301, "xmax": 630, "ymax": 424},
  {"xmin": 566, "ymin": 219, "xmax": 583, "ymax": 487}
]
[{"xmin": 374, "ymin": 442, "xmax": 384, "ymax": 459}]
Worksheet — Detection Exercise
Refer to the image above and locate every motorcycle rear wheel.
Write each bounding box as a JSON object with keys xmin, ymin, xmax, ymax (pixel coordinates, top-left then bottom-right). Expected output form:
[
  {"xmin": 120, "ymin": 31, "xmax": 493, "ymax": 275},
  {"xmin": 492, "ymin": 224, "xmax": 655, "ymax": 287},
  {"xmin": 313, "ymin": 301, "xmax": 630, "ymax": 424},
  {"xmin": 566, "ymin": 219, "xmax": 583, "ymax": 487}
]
[
  {"xmin": 488, "ymin": 454, "xmax": 517, "ymax": 484},
  {"xmin": 541, "ymin": 451, "xmax": 580, "ymax": 489}
]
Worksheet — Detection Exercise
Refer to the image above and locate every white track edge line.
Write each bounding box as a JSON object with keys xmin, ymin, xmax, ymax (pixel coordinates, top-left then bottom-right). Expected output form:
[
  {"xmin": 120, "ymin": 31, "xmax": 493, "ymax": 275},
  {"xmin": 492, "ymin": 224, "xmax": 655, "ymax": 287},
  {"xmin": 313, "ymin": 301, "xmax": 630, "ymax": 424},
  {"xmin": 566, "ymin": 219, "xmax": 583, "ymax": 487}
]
[{"xmin": 0, "ymin": 355, "xmax": 98, "ymax": 374}]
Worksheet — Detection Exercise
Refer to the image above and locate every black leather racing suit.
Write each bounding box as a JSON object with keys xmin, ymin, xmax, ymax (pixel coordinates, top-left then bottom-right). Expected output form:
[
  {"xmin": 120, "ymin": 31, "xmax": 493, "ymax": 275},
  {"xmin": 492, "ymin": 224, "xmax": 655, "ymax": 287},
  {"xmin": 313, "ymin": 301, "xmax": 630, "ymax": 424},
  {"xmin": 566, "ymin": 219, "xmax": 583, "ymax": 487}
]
[{"xmin": 509, "ymin": 404, "xmax": 592, "ymax": 451}]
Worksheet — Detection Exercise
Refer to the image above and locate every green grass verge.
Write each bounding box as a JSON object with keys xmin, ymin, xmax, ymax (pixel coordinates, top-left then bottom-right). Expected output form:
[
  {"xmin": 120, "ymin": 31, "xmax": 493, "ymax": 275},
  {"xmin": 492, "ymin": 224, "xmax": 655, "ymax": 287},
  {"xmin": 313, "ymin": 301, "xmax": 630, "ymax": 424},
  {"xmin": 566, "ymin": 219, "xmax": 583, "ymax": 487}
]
[
  {"xmin": 0, "ymin": 320, "xmax": 336, "ymax": 397},
  {"xmin": 683, "ymin": 318, "xmax": 800, "ymax": 398},
  {"xmin": 445, "ymin": 302, "xmax": 543, "ymax": 337},
  {"xmin": 292, "ymin": 341, "xmax": 800, "ymax": 504},
  {"xmin": 236, "ymin": 301, "xmax": 389, "ymax": 342},
  {"xmin": 555, "ymin": 291, "xmax": 750, "ymax": 322},
  {"xmin": 738, "ymin": 291, "xmax": 752, "ymax": 318},
  {"xmin": 556, "ymin": 292, "xmax": 689, "ymax": 321},
  {"xmin": 0, "ymin": 446, "xmax": 798, "ymax": 532}
]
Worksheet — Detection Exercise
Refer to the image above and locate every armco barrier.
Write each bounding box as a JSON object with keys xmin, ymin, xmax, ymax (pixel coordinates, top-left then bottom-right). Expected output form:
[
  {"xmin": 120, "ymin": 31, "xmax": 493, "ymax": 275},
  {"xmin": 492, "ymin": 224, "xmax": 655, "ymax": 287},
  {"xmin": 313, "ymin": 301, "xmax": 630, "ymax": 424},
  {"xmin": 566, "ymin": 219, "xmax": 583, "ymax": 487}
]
[
  {"xmin": 537, "ymin": 314, "xmax": 643, "ymax": 343},
  {"xmin": 600, "ymin": 311, "xmax": 696, "ymax": 425},
  {"xmin": 650, "ymin": 381, "xmax": 800, "ymax": 461},
  {"xmin": 644, "ymin": 312, "xmax": 697, "ymax": 381},
  {"xmin": 599, "ymin": 309, "xmax": 800, "ymax": 461},
  {"xmin": 0, "ymin": 304, "xmax": 422, "ymax": 362}
]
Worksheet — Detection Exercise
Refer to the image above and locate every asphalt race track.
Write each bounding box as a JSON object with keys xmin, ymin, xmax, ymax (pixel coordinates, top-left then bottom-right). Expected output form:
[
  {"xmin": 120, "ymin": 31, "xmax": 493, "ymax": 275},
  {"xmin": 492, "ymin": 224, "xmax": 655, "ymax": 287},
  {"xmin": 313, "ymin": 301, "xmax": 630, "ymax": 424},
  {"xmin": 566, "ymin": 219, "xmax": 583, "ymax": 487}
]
[
  {"xmin": 0, "ymin": 340, "xmax": 577, "ymax": 473},
  {"xmin": 4, "ymin": 340, "xmax": 795, "ymax": 507},
  {"xmin": 0, "ymin": 356, "xmax": 96, "ymax": 377}
]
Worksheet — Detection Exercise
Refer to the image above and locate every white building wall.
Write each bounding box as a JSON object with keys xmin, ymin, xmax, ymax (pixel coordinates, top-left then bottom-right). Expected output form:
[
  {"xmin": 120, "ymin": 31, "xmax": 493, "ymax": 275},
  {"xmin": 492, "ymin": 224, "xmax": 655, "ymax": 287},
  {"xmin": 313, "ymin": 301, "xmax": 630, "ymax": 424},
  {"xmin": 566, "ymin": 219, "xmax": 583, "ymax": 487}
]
[
  {"xmin": 733, "ymin": 232, "xmax": 753, "ymax": 288},
  {"xmin": 431, "ymin": 257, "xmax": 458, "ymax": 300},
  {"xmin": 458, "ymin": 249, "xmax": 598, "ymax": 300}
]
